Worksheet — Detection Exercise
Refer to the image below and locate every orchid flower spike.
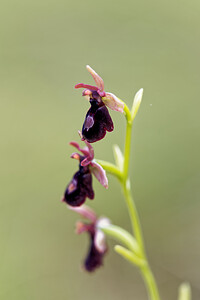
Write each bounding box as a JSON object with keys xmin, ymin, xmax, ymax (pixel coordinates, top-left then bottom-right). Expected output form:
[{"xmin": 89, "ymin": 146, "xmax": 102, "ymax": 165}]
[{"xmin": 69, "ymin": 205, "xmax": 110, "ymax": 272}]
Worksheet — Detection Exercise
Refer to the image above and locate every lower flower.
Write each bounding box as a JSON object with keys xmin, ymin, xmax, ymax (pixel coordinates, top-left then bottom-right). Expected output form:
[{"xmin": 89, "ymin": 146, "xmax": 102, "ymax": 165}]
[
  {"xmin": 69, "ymin": 205, "xmax": 110, "ymax": 272},
  {"xmin": 84, "ymin": 231, "xmax": 106, "ymax": 272}
]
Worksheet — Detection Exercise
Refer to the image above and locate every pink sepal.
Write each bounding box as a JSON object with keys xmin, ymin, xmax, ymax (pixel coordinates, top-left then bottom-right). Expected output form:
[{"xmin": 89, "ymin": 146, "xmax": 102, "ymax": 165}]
[
  {"xmin": 75, "ymin": 221, "xmax": 88, "ymax": 234},
  {"xmin": 68, "ymin": 205, "xmax": 97, "ymax": 223},
  {"xmin": 75, "ymin": 222, "xmax": 94, "ymax": 235},
  {"xmin": 82, "ymin": 138, "xmax": 94, "ymax": 160},
  {"xmin": 90, "ymin": 161, "xmax": 108, "ymax": 189},
  {"xmin": 70, "ymin": 152, "xmax": 81, "ymax": 160},
  {"xmin": 70, "ymin": 138, "xmax": 94, "ymax": 161},
  {"xmin": 94, "ymin": 217, "xmax": 110, "ymax": 253},
  {"xmin": 75, "ymin": 83, "xmax": 98, "ymax": 91},
  {"xmin": 94, "ymin": 229, "xmax": 107, "ymax": 253},
  {"xmin": 81, "ymin": 157, "xmax": 91, "ymax": 167},
  {"xmin": 82, "ymin": 89, "xmax": 92, "ymax": 100},
  {"xmin": 102, "ymin": 92, "xmax": 124, "ymax": 113},
  {"xmin": 86, "ymin": 65, "xmax": 104, "ymax": 92},
  {"xmin": 70, "ymin": 141, "xmax": 89, "ymax": 157}
]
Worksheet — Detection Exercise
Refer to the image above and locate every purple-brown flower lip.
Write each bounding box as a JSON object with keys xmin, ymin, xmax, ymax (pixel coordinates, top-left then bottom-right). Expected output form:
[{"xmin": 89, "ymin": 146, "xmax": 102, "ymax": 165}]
[
  {"xmin": 62, "ymin": 136, "xmax": 108, "ymax": 207},
  {"xmin": 81, "ymin": 92, "xmax": 114, "ymax": 143},
  {"xmin": 69, "ymin": 205, "xmax": 110, "ymax": 272}
]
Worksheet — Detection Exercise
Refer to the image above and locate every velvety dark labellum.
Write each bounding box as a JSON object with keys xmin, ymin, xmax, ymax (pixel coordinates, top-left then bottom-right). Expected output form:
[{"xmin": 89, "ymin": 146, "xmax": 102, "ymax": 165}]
[
  {"xmin": 82, "ymin": 98, "xmax": 114, "ymax": 143},
  {"xmin": 64, "ymin": 165, "xmax": 94, "ymax": 207},
  {"xmin": 84, "ymin": 233, "xmax": 104, "ymax": 272}
]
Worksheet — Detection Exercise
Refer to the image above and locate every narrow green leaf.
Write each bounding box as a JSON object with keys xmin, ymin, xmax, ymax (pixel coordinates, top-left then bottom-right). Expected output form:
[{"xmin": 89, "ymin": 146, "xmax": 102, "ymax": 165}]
[
  {"xmin": 114, "ymin": 245, "xmax": 146, "ymax": 267},
  {"xmin": 94, "ymin": 159, "xmax": 122, "ymax": 180},
  {"xmin": 113, "ymin": 144, "xmax": 124, "ymax": 171},
  {"xmin": 131, "ymin": 88, "xmax": 143, "ymax": 121},
  {"xmin": 178, "ymin": 283, "xmax": 192, "ymax": 300},
  {"xmin": 97, "ymin": 223, "xmax": 140, "ymax": 255}
]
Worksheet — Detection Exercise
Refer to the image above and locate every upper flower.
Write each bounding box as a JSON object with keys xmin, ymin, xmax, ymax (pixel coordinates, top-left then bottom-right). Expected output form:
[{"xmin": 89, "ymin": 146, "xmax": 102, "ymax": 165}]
[
  {"xmin": 69, "ymin": 205, "xmax": 110, "ymax": 272},
  {"xmin": 75, "ymin": 65, "xmax": 124, "ymax": 143},
  {"xmin": 62, "ymin": 134, "xmax": 108, "ymax": 207}
]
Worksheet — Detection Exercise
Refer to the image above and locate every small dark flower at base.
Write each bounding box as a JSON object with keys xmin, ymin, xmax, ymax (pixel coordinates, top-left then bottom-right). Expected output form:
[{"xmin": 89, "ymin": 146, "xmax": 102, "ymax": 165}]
[
  {"xmin": 62, "ymin": 137, "xmax": 108, "ymax": 207},
  {"xmin": 69, "ymin": 205, "xmax": 110, "ymax": 272},
  {"xmin": 82, "ymin": 92, "xmax": 114, "ymax": 143},
  {"xmin": 84, "ymin": 232, "xmax": 105, "ymax": 272},
  {"xmin": 75, "ymin": 65, "xmax": 124, "ymax": 143}
]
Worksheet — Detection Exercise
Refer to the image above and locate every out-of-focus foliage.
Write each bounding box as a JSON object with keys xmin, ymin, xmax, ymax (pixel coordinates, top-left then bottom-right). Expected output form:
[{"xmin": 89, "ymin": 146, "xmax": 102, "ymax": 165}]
[{"xmin": 0, "ymin": 0, "xmax": 200, "ymax": 299}]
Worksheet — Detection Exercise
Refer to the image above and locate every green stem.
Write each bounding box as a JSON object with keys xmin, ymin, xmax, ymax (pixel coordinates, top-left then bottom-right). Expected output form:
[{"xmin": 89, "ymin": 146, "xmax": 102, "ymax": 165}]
[
  {"xmin": 121, "ymin": 103, "xmax": 160, "ymax": 300},
  {"xmin": 122, "ymin": 105, "xmax": 145, "ymax": 255},
  {"xmin": 123, "ymin": 121, "xmax": 132, "ymax": 179},
  {"xmin": 122, "ymin": 182, "xmax": 145, "ymax": 257},
  {"xmin": 140, "ymin": 265, "xmax": 161, "ymax": 300}
]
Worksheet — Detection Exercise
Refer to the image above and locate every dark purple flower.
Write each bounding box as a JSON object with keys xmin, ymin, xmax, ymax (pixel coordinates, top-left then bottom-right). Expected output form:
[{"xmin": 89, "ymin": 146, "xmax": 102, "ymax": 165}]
[
  {"xmin": 64, "ymin": 155, "xmax": 94, "ymax": 207},
  {"xmin": 82, "ymin": 91, "xmax": 114, "ymax": 143},
  {"xmin": 62, "ymin": 136, "xmax": 108, "ymax": 207},
  {"xmin": 84, "ymin": 231, "xmax": 105, "ymax": 272},
  {"xmin": 75, "ymin": 65, "xmax": 124, "ymax": 143},
  {"xmin": 69, "ymin": 205, "xmax": 110, "ymax": 272}
]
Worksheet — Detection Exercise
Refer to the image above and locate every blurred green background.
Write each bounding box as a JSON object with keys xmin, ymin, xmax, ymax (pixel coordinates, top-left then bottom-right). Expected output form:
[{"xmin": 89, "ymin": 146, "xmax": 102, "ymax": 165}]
[{"xmin": 1, "ymin": 0, "xmax": 200, "ymax": 299}]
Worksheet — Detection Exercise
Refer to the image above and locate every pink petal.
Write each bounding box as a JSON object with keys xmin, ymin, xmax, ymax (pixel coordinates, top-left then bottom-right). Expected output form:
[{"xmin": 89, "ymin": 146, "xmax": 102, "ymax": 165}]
[
  {"xmin": 82, "ymin": 89, "xmax": 92, "ymax": 100},
  {"xmin": 82, "ymin": 89, "xmax": 92, "ymax": 96},
  {"xmin": 70, "ymin": 152, "xmax": 81, "ymax": 160},
  {"xmin": 69, "ymin": 141, "xmax": 89, "ymax": 157},
  {"xmin": 97, "ymin": 90, "xmax": 106, "ymax": 97},
  {"xmin": 83, "ymin": 140, "xmax": 94, "ymax": 161},
  {"xmin": 68, "ymin": 205, "xmax": 97, "ymax": 222},
  {"xmin": 94, "ymin": 229, "xmax": 107, "ymax": 253},
  {"xmin": 90, "ymin": 161, "xmax": 108, "ymax": 189},
  {"xmin": 94, "ymin": 218, "xmax": 110, "ymax": 253},
  {"xmin": 86, "ymin": 65, "xmax": 104, "ymax": 92},
  {"xmin": 75, "ymin": 221, "xmax": 89, "ymax": 234},
  {"xmin": 75, "ymin": 83, "xmax": 98, "ymax": 91},
  {"xmin": 81, "ymin": 157, "xmax": 91, "ymax": 167},
  {"xmin": 69, "ymin": 141, "xmax": 81, "ymax": 151},
  {"xmin": 77, "ymin": 131, "xmax": 94, "ymax": 161},
  {"xmin": 103, "ymin": 92, "xmax": 124, "ymax": 113}
]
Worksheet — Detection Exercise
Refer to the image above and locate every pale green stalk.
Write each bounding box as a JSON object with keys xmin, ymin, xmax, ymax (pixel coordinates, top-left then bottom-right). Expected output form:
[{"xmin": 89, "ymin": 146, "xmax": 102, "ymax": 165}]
[
  {"xmin": 140, "ymin": 265, "xmax": 161, "ymax": 300},
  {"xmin": 123, "ymin": 103, "xmax": 160, "ymax": 300},
  {"xmin": 122, "ymin": 104, "xmax": 146, "ymax": 255}
]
